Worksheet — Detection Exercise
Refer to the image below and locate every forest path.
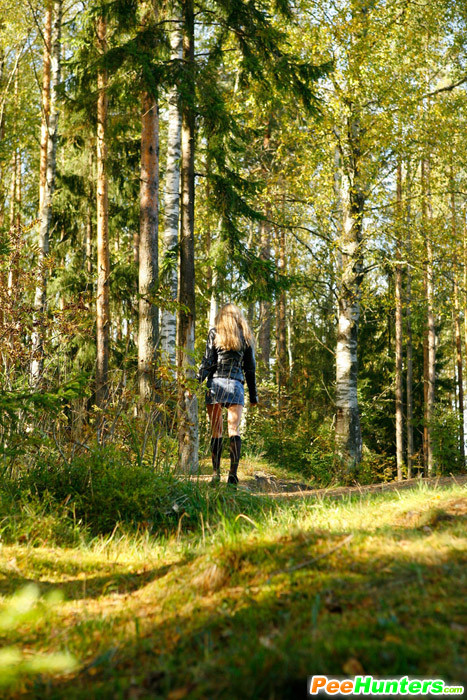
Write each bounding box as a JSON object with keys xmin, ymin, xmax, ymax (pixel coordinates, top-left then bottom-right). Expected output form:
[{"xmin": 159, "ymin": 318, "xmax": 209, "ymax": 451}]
[{"xmin": 190, "ymin": 472, "xmax": 467, "ymax": 499}]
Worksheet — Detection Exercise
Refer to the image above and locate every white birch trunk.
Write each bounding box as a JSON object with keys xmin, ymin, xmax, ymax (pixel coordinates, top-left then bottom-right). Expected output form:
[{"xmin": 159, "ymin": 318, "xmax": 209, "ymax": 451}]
[
  {"xmin": 334, "ymin": 144, "xmax": 363, "ymax": 468},
  {"xmin": 95, "ymin": 16, "xmax": 110, "ymax": 411},
  {"xmin": 209, "ymin": 266, "xmax": 219, "ymax": 328},
  {"xmin": 395, "ymin": 162, "xmax": 404, "ymax": 480},
  {"xmin": 160, "ymin": 25, "xmax": 182, "ymax": 366}
]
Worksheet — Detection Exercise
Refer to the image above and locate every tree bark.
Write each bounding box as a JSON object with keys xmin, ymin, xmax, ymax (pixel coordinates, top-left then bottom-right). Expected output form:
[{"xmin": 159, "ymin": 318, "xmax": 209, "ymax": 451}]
[
  {"xmin": 421, "ymin": 158, "xmax": 436, "ymax": 476},
  {"xmin": 209, "ymin": 266, "xmax": 219, "ymax": 328},
  {"xmin": 7, "ymin": 150, "xmax": 17, "ymax": 294},
  {"xmin": 405, "ymin": 163, "xmax": 414, "ymax": 479},
  {"xmin": 39, "ymin": 3, "xmax": 52, "ymax": 213},
  {"xmin": 31, "ymin": 0, "xmax": 61, "ymax": 385},
  {"xmin": 464, "ymin": 210, "xmax": 467, "ymax": 456},
  {"xmin": 0, "ymin": 51, "xmax": 4, "ymax": 230},
  {"xmin": 138, "ymin": 90, "xmax": 159, "ymax": 402},
  {"xmin": 86, "ymin": 152, "xmax": 93, "ymax": 278},
  {"xmin": 95, "ymin": 15, "xmax": 110, "ymax": 412},
  {"xmin": 8, "ymin": 60, "xmax": 21, "ymax": 295},
  {"xmin": 177, "ymin": 0, "xmax": 198, "ymax": 473},
  {"xmin": 259, "ymin": 125, "xmax": 272, "ymax": 373},
  {"xmin": 160, "ymin": 23, "xmax": 182, "ymax": 365},
  {"xmin": 334, "ymin": 141, "xmax": 364, "ymax": 468},
  {"xmin": 276, "ymin": 223, "xmax": 287, "ymax": 403},
  {"xmin": 395, "ymin": 161, "xmax": 404, "ymax": 480},
  {"xmin": 450, "ymin": 170, "xmax": 465, "ymax": 465},
  {"xmin": 259, "ymin": 210, "xmax": 271, "ymax": 373}
]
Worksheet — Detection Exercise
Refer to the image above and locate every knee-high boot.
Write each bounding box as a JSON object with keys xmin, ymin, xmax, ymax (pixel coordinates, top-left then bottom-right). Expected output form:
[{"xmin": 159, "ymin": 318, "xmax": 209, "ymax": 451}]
[
  {"xmin": 228, "ymin": 435, "xmax": 241, "ymax": 485},
  {"xmin": 210, "ymin": 437, "xmax": 223, "ymax": 483}
]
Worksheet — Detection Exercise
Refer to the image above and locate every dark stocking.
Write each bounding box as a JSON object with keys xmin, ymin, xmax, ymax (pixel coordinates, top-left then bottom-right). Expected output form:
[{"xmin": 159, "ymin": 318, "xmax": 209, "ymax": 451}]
[
  {"xmin": 228, "ymin": 435, "xmax": 241, "ymax": 485},
  {"xmin": 210, "ymin": 437, "xmax": 223, "ymax": 474}
]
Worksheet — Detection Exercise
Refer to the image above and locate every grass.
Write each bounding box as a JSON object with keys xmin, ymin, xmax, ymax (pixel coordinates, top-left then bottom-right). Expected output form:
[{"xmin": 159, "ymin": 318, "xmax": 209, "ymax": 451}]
[
  {"xmin": 197, "ymin": 451, "xmax": 313, "ymax": 483},
  {"xmin": 0, "ymin": 478, "xmax": 466, "ymax": 699}
]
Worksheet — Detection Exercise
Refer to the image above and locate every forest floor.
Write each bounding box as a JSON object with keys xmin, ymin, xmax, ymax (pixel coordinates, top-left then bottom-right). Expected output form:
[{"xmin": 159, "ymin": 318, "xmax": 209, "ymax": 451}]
[
  {"xmin": 1, "ymin": 467, "xmax": 466, "ymax": 699},
  {"xmin": 192, "ymin": 457, "xmax": 467, "ymax": 498}
]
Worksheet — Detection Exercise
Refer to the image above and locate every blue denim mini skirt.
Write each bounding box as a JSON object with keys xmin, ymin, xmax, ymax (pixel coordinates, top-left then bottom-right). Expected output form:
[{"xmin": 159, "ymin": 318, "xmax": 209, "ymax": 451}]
[{"xmin": 205, "ymin": 377, "xmax": 245, "ymax": 407}]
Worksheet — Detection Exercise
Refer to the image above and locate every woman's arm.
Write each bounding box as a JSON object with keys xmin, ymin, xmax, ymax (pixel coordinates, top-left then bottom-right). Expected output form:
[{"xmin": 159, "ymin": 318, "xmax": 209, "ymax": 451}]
[
  {"xmin": 242, "ymin": 343, "xmax": 258, "ymax": 403},
  {"xmin": 197, "ymin": 328, "xmax": 218, "ymax": 383}
]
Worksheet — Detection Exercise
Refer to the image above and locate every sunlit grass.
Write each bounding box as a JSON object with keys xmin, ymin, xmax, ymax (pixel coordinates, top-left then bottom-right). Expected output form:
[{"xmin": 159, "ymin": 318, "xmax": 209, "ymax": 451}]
[{"xmin": 0, "ymin": 480, "xmax": 465, "ymax": 698}]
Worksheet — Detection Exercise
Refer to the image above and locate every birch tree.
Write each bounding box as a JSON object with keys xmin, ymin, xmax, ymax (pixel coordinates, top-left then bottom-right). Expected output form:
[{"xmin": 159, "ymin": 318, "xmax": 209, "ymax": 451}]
[
  {"xmin": 95, "ymin": 14, "xmax": 110, "ymax": 412},
  {"xmin": 160, "ymin": 23, "xmax": 182, "ymax": 366}
]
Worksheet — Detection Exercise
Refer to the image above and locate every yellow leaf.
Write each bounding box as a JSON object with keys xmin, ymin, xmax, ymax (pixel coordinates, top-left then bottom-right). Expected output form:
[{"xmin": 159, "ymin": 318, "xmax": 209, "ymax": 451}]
[
  {"xmin": 167, "ymin": 686, "xmax": 192, "ymax": 700},
  {"xmin": 342, "ymin": 657, "xmax": 365, "ymax": 675}
]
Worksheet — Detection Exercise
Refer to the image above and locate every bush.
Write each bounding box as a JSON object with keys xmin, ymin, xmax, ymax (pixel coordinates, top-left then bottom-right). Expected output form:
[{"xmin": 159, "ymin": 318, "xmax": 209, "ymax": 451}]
[
  {"xmin": 2, "ymin": 445, "xmax": 277, "ymax": 540},
  {"xmin": 430, "ymin": 405, "xmax": 465, "ymax": 474}
]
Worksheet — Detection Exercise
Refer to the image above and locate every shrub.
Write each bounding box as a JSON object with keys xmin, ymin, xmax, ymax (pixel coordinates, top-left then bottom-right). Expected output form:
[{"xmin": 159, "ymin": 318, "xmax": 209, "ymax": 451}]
[{"xmin": 2, "ymin": 445, "xmax": 277, "ymax": 540}]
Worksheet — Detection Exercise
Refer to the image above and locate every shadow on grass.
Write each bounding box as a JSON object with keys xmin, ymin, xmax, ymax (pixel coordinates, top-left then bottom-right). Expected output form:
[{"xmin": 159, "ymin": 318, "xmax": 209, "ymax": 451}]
[
  {"xmin": 18, "ymin": 519, "xmax": 467, "ymax": 700},
  {"xmin": 0, "ymin": 562, "xmax": 176, "ymax": 601}
]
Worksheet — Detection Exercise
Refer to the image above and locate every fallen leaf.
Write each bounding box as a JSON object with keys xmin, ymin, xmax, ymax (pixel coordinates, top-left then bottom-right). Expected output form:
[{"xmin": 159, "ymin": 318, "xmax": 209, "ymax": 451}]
[
  {"xmin": 343, "ymin": 657, "xmax": 365, "ymax": 675},
  {"xmin": 167, "ymin": 686, "xmax": 193, "ymax": 700},
  {"xmin": 384, "ymin": 634, "xmax": 401, "ymax": 644}
]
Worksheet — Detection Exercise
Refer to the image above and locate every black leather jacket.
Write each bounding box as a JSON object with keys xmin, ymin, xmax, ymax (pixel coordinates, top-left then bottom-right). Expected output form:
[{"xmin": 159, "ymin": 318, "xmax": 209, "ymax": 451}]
[{"xmin": 197, "ymin": 327, "xmax": 258, "ymax": 403}]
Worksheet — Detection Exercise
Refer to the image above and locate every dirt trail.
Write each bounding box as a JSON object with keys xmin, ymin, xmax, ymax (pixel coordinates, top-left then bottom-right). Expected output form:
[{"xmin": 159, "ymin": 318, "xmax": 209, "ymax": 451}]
[
  {"xmin": 190, "ymin": 473, "xmax": 467, "ymax": 499},
  {"xmin": 249, "ymin": 474, "xmax": 467, "ymax": 499}
]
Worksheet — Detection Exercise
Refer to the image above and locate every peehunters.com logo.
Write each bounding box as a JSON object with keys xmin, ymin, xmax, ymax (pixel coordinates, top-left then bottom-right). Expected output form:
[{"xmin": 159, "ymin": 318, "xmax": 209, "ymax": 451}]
[{"xmin": 308, "ymin": 676, "xmax": 465, "ymax": 695}]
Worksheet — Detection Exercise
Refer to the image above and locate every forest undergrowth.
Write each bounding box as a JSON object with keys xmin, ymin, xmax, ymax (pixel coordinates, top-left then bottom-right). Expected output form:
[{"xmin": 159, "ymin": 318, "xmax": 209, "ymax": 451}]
[{"xmin": 0, "ymin": 472, "xmax": 465, "ymax": 699}]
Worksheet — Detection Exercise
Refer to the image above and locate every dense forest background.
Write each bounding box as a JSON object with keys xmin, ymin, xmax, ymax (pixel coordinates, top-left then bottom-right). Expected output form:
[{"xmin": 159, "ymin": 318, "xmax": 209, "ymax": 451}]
[{"xmin": 1, "ymin": 0, "xmax": 467, "ymax": 485}]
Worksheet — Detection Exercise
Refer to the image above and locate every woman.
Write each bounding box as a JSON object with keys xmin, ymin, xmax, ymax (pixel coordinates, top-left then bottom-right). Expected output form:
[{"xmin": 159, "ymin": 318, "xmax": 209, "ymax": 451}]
[{"xmin": 197, "ymin": 304, "xmax": 258, "ymax": 485}]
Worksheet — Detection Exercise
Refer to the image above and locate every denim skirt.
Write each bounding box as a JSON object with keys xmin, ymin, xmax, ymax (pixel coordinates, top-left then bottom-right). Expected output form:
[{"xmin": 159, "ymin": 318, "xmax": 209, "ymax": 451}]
[{"xmin": 205, "ymin": 377, "xmax": 245, "ymax": 407}]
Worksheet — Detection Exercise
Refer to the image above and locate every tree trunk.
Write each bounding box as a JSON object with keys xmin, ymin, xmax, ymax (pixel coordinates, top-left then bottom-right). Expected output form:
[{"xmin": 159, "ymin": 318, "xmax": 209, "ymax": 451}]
[
  {"xmin": 209, "ymin": 267, "xmax": 219, "ymax": 328},
  {"xmin": 405, "ymin": 163, "xmax": 414, "ymax": 479},
  {"xmin": 395, "ymin": 161, "xmax": 404, "ymax": 480},
  {"xmin": 421, "ymin": 158, "xmax": 436, "ymax": 476},
  {"xmin": 258, "ymin": 124, "xmax": 271, "ymax": 372},
  {"xmin": 7, "ymin": 150, "xmax": 17, "ymax": 294},
  {"xmin": 0, "ymin": 51, "xmax": 4, "ymax": 230},
  {"xmin": 39, "ymin": 4, "xmax": 52, "ymax": 213},
  {"xmin": 259, "ymin": 212, "xmax": 271, "ymax": 372},
  {"xmin": 138, "ymin": 90, "xmax": 159, "ymax": 402},
  {"xmin": 160, "ymin": 23, "xmax": 182, "ymax": 366},
  {"xmin": 276, "ymin": 223, "xmax": 287, "ymax": 404},
  {"xmin": 464, "ymin": 210, "xmax": 467, "ymax": 459},
  {"xmin": 95, "ymin": 16, "xmax": 110, "ymax": 412},
  {"xmin": 334, "ymin": 142, "xmax": 364, "ymax": 468},
  {"xmin": 450, "ymin": 172, "xmax": 465, "ymax": 465},
  {"xmin": 177, "ymin": 0, "xmax": 198, "ymax": 473},
  {"xmin": 85, "ymin": 149, "xmax": 93, "ymax": 277},
  {"xmin": 31, "ymin": 0, "xmax": 61, "ymax": 385}
]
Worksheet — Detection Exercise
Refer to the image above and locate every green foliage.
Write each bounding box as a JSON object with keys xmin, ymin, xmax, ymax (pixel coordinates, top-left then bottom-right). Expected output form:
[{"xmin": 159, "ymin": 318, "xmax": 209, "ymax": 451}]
[
  {"xmin": 0, "ymin": 484, "xmax": 85, "ymax": 547},
  {"xmin": 0, "ymin": 585, "xmax": 77, "ymax": 690},
  {"xmin": 6, "ymin": 446, "xmax": 277, "ymax": 539},
  {"xmin": 244, "ymin": 383, "xmax": 338, "ymax": 485},
  {"xmin": 430, "ymin": 405, "xmax": 466, "ymax": 474},
  {"xmin": 0, "ymin": 376, "xmax": 90, "ymax": 467}
]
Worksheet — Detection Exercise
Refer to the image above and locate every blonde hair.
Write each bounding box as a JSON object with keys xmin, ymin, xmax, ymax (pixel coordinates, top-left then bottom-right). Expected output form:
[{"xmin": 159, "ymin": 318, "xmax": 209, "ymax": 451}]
[{"xmin": 214, "ymin": 304, "xmax": 254, "ymax": 351}]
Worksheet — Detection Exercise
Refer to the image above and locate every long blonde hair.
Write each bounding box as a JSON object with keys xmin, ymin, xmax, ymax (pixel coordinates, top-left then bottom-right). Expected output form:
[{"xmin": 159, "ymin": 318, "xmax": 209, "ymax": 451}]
[{"xmin": 214, "ymin": 304, "xmax": 254, "ymax": 351}]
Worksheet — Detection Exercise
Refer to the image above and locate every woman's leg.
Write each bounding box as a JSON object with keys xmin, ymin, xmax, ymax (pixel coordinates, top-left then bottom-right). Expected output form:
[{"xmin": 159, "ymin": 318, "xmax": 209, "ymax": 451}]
[
  {"xmin": 227, "ymin": 404, "xmax": 243, "ymax": 485},
  {"xmin": 207, "ymin": 403, "xmax": 223, "ymax": 437},
  {"xmin": 207, "ymin": 403, "xmax": 223, "ymax": 480}
]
